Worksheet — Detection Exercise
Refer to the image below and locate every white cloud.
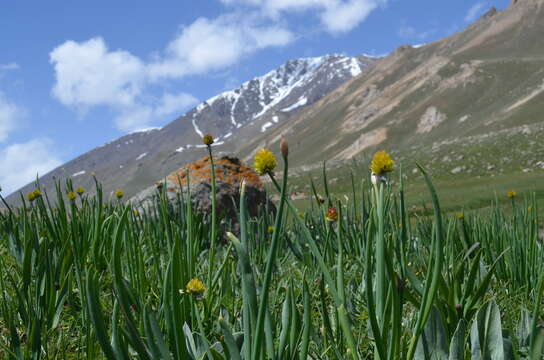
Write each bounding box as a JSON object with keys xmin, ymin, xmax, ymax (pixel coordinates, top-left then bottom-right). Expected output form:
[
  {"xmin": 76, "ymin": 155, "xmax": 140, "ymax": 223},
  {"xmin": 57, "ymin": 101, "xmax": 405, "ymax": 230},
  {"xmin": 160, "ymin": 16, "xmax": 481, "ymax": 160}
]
[
  {"xmin": 0, "ymin": 92, "xmax": 24, "ymax": 143},
  {"xmin": 0, "ymin": 63, "xmax": 20, "ymax": 71},
  {"xmin": 156, "ymin": 93, "xmax": 199, "ymax": 116},
  {"xmin": 320, "ymin": 0, "xmax": 378, "ymax": 34},
  {"xmin": 148, "ymin": 14, "xmax": 293, "ymax": 79},
  {"xmin": 220, "ymin": 0, "xmax": 384, "ymax": 34},
  {"xmin": 50, "ymin": 38, "xmax": 145, "ymax": 109},
  {"xmin": 113, "ymin": 105, "xmax": 154, "ymax": 132},
  {"xmin": 50, "ymin": 14, "xmax": 293, "ymax": 132},
  {"xmin": 465, "ymin": 2, "xmax": 488, "ymax": 23},
  {"xmin": 0, "ymin": 138, "xmax": 62, "ymax": 195},
  {"xmin": 398, "ymin": 22, "xmax": 435, "ymax": 41}
]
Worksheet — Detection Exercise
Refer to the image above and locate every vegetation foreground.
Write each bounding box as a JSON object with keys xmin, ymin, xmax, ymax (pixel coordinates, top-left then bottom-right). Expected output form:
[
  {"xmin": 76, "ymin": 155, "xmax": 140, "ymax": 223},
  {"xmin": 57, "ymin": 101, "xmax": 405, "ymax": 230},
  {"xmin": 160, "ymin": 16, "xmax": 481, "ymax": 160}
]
[{"xmin": 0, "ymin": 138, "xmax": 543, "ymax": 359}]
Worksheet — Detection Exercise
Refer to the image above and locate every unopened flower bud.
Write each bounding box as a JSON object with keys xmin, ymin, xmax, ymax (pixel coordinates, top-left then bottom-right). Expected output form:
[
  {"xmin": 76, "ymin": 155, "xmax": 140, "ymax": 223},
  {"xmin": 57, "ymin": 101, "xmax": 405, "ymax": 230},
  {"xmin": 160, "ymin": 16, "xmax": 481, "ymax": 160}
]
[{"xmin": 280, "ymin": 136, "xmax": 288, "ymax": 158}]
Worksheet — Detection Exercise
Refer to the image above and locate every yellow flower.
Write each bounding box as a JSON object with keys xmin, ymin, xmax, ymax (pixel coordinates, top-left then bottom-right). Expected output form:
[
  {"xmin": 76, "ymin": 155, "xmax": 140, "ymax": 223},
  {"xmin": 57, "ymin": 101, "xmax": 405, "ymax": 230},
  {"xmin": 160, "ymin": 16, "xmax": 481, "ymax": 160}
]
[
  {"xmin": 133, "ymin": 209, "xmax": 140, "ymax": 216},
  {"xmin": 27, "ymin": 189, "xmax": 42, "ymax": 202},
  {"xmin": 370, "ymin": 151, "xmax": 395, "ymax": 175},
  {"xmin": 455, "ymin": 212, "xmax": 464, "ymax": 220},
  {"xmin": 254, "ymin": 148, "xmax": 277, "ymax": 175},
  {"xmin": 202, "ymin": 134, "xmax": 214, "ymax": 146},
  {"xmin": 115, "ymin": 190, "xmax": 124, "ymax": 199},
  {"xmin": 507, "ymin": 190, "xmax": 517, "ymax": 198},
  {"xmin": 186, "ymin": 278, "xmax": 206, "ymax": 296},
  {"xmin": 325, "ymin": 206, "xmax": 338, "ymax": 222},
  {"xmin": 267, "ymin": 225, "xmax": 275, "ymax": 233},
  {"xmin": 67, "ymin": 192, "xmax": 77, "ymax": 201},
  {"xmin": 76, "ymin": 186, "xmax": 85, "ymax": 195}
]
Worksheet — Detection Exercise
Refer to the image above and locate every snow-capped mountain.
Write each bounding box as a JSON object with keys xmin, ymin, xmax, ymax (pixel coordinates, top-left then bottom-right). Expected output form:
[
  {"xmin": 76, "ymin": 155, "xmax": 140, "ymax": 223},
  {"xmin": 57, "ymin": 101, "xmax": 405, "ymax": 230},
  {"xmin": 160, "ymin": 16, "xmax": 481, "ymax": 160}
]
[
  {"xmin": 7, "ymin": 54, "xmax": 376, "ymax": 202},
  {"xmin": 180, "ymin": 54, "xmax": 374, "ymax": 142}
]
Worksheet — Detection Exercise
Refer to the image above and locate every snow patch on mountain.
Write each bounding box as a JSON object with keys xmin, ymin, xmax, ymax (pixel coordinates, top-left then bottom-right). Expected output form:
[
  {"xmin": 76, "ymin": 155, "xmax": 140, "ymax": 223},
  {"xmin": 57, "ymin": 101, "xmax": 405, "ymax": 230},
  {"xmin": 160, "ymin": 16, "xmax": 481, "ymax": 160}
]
[
  {"xmin": 261, "ymin": 122, "xmax": 273, "ymax": 132},
  {"xmin": 72, "ymin": 170, "xmax": 86, "ymax": 177},
  {"xmin": 251, "ymin": 57, "xmax": 326, "ymax": 119},
  {"xmin": 192, "ymin": 116, "xmax": 204, "ymax": 137},
  {"xmin": 281, "ymin": 97, "xmax": 307, "ymax": 112},
  {"xmin": 136, "ymin": 152, "xmax": 147, "ymax": 160},
  {"xmin": 130, "ymin": 127, "xmax": 162, "ymax": 135}
]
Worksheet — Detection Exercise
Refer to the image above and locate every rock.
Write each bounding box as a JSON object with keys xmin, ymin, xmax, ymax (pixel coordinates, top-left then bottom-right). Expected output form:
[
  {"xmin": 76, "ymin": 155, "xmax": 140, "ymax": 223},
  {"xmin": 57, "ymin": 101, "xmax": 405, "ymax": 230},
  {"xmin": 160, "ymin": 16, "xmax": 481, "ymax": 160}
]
[
  {"xmin": 417, "ymin": 106, "xmax": 447, "ymax": 133},
  {"xmin": 130, "ymin": 155, "xmax": 275, "ymax": 232},
  {"xmin": 451, "ymin": 166, "xmax": 466, "ymax": 174},
  {"xmin": 481, "ymin": 7, "xmax": 497, "ymax": 19}
]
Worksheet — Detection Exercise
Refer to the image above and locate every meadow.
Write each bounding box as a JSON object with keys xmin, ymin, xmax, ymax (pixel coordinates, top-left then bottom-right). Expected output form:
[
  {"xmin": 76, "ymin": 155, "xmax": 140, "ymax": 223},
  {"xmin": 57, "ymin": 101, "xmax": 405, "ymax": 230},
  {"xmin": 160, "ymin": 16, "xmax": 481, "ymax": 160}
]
[{"xmin": 0, "ymin": 141, "xmax": 543, "ymax": 359}]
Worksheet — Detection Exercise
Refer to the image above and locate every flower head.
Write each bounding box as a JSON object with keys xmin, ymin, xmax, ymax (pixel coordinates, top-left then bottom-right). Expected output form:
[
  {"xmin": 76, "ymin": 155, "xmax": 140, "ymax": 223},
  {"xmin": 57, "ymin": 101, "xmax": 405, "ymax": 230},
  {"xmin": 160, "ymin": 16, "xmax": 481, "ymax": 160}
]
[
  {"xmin": 115, "ymin": 190, "xmax": 124, "ymax": 199},
  {"xmin": 27, "ymin": 189, "xmax": 42, "ymax": 202},
  {"xmin": 202, "ymin": 134, "xmax": 214, "ymax": 146},
  {"xmin": 316, "ymin": 195, "xmax": 325, "ymax": 204},
  {"xmin": 370, "ymin": 151, "xmax": 395, "ymax": 175},
  {"xmin": 133, "ymin": 209, "xmax": 140, "ymax": 216},
  {"xmin": 254, "ymin": 148, "xmax": 277, "ymax": 175},
  {"xmin": 67, "ymin": 192, "xmax": 77, "ymax": 201},
  {"xmin": 507, "ymin": 190, "xmax": 517, "ymax": 198},
  {"xmin": 325, "ymin": 206, "xmax": 338, "ymax": 222},
  {"xmin": 76, "ymin": 186, "xmax": 85, "ymax": 195},
  {"xmin": 267, "ymin": 225, "xmax": 275, "ymax": 233},
  {"xmin": 455, "ymin": 212, "xmax": 464, "ymax": 220},
  {"xmin": 186, "ymin": 278, "xmax": 206, "ymax": 296}
]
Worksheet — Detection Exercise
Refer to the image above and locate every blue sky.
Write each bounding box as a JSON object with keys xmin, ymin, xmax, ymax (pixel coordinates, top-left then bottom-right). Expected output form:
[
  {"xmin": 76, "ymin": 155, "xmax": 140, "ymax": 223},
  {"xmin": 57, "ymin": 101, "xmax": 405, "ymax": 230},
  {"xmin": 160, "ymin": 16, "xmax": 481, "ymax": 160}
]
[{"xmin": 0, "ymin": 0, "xmax": 509, "ymax": 195}]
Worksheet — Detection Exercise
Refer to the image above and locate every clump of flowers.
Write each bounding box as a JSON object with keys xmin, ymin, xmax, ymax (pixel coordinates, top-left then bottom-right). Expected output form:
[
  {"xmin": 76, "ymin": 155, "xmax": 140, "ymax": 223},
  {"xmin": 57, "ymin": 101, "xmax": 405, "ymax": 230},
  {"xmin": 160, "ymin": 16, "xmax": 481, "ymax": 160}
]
[
  {"xmin": 27, "ymin": 189, "xmax": 42, "ymax": 202},
  {"xmin": 67, "ymin": 192, "xmax": 77, "ymax": 201},
  {"xmin": 325, "ymin": 206, "xmax": 338, "ymax": 222},
  {"xmin": 370, "ymin": 151, "xmax": 394, "ymax": 185},
  {"xmin": 76, "ymin": 186, "xmax": 85, "ymax": 195},
  {"xmin": 507, "ymin": 189, "xmax": 517, "ymax": 198},
  {"xmin": 115, "ymin": 190, "xmax": 124, "ymax": 199},
  {"xmin": 202, "ymin": 134, "xmax": 214, "ymax": 146},
  {"xmin": 254, "ymin": 148, "xmax": 277, "ymax": 175},
  {"xmin": 185, "ymin": 278, "xmax": 206, "ymax": 297}
]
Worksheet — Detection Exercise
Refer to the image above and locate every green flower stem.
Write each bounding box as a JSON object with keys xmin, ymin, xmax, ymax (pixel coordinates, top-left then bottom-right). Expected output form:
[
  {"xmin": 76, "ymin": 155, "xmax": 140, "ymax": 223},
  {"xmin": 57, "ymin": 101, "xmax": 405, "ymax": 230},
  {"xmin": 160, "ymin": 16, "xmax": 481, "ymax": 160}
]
[
  {"xmin": 373, "ymin": 182, "xmax": 387, "ymax": 332},
  {"xmin": 206, "ymin": 146, "xmax": 218, "ymax": 291},
  {"xmin": 251, "ymin": 156, "xmax": 289, "ymax": 360}
]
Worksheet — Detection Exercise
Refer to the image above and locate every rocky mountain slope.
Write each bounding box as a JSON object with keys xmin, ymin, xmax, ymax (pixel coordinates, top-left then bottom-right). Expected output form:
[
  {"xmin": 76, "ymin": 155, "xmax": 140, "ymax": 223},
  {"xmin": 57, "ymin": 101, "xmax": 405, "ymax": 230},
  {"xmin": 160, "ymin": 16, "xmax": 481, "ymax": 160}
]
[
  {"xmin": 235, "ymin": 0, "xmax": 544, "ymax": 179},
  {"xmin": 7, "ymin": 54, "xmax": 375, "ymax": 202}
]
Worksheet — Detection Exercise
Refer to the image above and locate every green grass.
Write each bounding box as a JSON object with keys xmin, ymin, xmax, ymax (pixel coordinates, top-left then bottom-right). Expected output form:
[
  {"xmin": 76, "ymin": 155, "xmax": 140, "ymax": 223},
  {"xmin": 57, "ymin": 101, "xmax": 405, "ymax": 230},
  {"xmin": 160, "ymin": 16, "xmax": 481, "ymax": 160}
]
[{"xmin": 0, "ymin": 150, "xmax": 543, "ymax": 359}]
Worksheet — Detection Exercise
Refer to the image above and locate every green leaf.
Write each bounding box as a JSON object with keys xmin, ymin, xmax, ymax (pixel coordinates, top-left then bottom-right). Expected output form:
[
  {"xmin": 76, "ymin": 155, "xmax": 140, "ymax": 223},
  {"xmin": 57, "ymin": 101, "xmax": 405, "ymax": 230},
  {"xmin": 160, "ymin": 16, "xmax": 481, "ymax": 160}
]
[
  {"xmin": 470, "ymin": 301, "xmax": 505, "ymax": 360},
  {"xmin": 448, "ymin": 320, "xmax": 466, "ymax": 360},
  {"xmin": 415, "ymin": 307, "xmax": 448, "ymax": 360}
]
